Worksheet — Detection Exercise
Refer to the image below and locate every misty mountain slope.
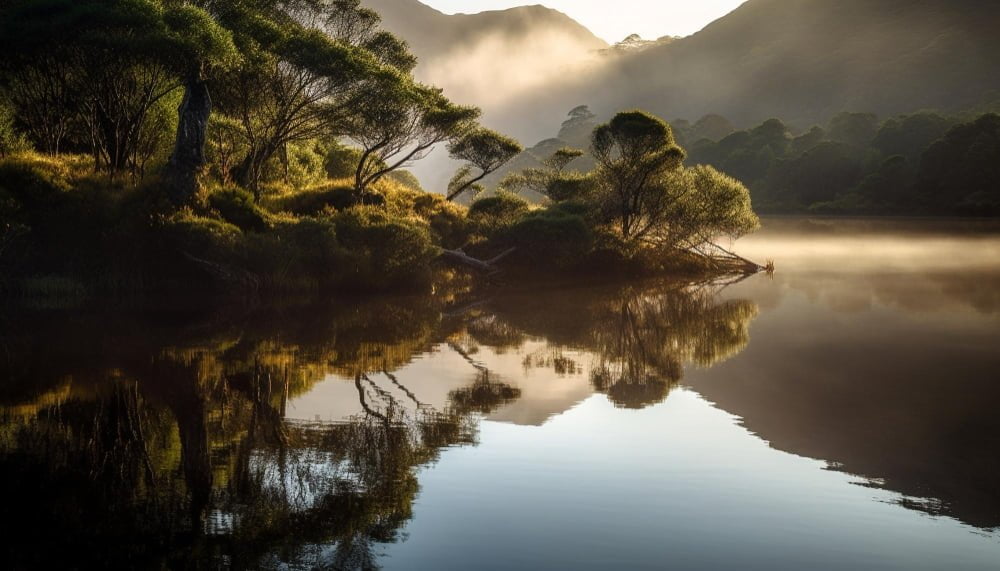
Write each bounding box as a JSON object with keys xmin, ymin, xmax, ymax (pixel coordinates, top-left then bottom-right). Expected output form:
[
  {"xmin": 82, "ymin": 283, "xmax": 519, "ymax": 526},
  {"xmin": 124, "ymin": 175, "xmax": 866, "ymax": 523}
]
[
  {"xmin": 363, "ymin": 0, "xmax": 1000, "ymax": 190},
  {"xmin": 363, "ymin": 0, "xmax": 606, "ymax": 60},
  {"xmin": 362, "ymin": 0, "xmax": 609, "ymax": 188},
  {"xmin": 563, "ymin": 0, "xmax": 1000, "ymax": 127},
  {"xmin": 363, "ymin": 0, "xmax": 607, "ymax": 112}
]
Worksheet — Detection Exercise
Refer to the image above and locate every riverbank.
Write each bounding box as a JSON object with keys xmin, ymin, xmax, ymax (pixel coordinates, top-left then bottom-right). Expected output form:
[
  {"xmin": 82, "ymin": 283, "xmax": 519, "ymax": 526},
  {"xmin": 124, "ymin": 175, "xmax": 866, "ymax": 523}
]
[{"xmin": 0, "ymin": 151, "xmax": 764, "ymax": 301}]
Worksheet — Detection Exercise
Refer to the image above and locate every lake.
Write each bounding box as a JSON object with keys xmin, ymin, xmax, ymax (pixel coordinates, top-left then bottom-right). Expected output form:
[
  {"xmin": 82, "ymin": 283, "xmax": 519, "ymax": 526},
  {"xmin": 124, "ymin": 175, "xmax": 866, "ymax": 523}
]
[{"xmin": 1, "ymin": 217, "xmax": 998, "ymax": 569}]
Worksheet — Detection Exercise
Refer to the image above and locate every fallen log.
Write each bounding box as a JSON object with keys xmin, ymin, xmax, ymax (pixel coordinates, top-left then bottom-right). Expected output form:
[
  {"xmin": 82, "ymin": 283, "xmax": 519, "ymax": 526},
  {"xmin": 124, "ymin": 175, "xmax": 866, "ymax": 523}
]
[
  {"xmin": 704, "ymin": 241, "xmax": 766, "ymax": 273},
  {"xmin": 440, "ymin": 247, "xmax": 517, "ymax": 274}
]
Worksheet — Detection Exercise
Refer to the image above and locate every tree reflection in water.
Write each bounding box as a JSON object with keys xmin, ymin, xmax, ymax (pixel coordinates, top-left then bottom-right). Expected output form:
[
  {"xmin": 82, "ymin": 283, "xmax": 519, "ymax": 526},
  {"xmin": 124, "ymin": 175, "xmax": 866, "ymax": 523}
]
[
  {"xmin": 461, "ymin": 281, "xmax": 758, "ymax": 409},
  {"xmin": 0, "ymin": 280, "xmax": 756, "ymax": 569}
]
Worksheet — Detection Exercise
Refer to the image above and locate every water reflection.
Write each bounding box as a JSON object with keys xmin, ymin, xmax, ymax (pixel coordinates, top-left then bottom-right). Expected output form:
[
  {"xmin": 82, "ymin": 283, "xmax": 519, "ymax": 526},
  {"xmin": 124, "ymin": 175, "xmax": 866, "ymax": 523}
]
[
  {"xmin": 0, "ymin": 281, "xmax": 750, "ymax": 568},
  {"xmin": 5, "ymin": 221, "xmax": 1000, "ymax": 569},
  {"xmin": 700, "ymin": 218, "xmax": 1000, "ymax": 531},
  {"xmin": 461, "ymin": 284, "xmax": 757, "ymax": 409}
]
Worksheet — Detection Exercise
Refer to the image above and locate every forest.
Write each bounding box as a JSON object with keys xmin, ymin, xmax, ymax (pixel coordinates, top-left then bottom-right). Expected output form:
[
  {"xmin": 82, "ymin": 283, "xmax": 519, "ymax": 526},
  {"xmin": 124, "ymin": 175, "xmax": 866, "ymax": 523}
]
[
  {"xmin": 497, "ymin": 106, "xmax": 1000, "ymax": 217},
  {"xmin": 0, "ymin": 0, "xmax": 760, "ymax": 296}
]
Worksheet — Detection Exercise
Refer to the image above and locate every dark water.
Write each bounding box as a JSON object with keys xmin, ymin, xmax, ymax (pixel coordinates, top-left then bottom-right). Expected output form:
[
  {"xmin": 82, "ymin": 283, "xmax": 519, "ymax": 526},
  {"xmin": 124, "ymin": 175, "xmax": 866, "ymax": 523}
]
[{"xmin": 1, "ymin": 218, "xmax": 998, "ymax": 570}]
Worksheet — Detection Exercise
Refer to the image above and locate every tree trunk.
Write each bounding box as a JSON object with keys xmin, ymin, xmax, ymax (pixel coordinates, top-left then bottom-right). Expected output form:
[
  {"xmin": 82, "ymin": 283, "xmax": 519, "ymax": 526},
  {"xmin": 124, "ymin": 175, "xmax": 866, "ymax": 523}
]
[{"xmin": 164, "ymin": 74, "xmax": 211, "ymax": 206}]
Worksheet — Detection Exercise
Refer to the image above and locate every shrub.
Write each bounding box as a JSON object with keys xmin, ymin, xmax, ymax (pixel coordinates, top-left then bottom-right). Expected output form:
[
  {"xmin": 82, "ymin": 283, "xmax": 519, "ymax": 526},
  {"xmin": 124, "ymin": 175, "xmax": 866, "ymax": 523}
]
[
  {"xmin": 330, "ymin": 206, "xmax": 438, "ymax": 290},
  {"xmin": 325, "ymin": 143, "xmax": 364, "ymax": 179},
  {"xmin": 548, "ymin": 199, "xmax": 594, "ymax": 219},
  {"xmin": 163, "ymin": 214, "xmax": 244, "ymax": 263},
  {"xmin": 0, "ymin": 156, "xmax": 71, "ymax": 205},
  {"xmin": 265, "ymin": 183, "xmax": 357, "ymax": 216},
  {"xmin": 0, "ymin": 157, "xmax": 75, "ymax": 270},
  {"xmin": 545, "ymin": 173, "xmax": 593, "ymax": 202},
  {"xmin": 281, "ymin": 140, "xmax": 328, "ymax": 189},
  {"xmin": 0, "ymin": 99, "xmax": 30, "ymax": 158},
  {"xmin": 384, "ymin": 187, "xmax": 470, "ymax": 248},
  {"xmin": 506, "ymin": 208, "xmax": 592, "ymax": 269},
  {"xmin": 208, "ymin": 187, "xmax": 273, "ymax": 232},
  {"xmin": 468, "ymin": 192, "xmax": 530, "ymax": 236},
  {"xmin": 246, "ymin": 216, "xmax": 342, "ymax": 289},
  {"xmin": 0, "ymin": 191, "xmax": 29, "ymax": 269},
  {"xmin": 387, "ymin": 169, "xmax": 423, "ymax": 191}
]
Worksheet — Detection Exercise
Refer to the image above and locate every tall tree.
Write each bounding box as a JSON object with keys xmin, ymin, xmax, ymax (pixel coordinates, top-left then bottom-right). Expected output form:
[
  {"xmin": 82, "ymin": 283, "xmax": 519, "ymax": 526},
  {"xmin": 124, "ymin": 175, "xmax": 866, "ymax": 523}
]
[
  {"xmin": 215, "ymin": 0, "xmax": 414, "ymax": 196},
  {"xmin": 343, "ymin": 79, "xmax": 478, "ymax": 196},
  {"xmin": 591, "ymin": 110, "xmax": 685, "ymax": 242}
]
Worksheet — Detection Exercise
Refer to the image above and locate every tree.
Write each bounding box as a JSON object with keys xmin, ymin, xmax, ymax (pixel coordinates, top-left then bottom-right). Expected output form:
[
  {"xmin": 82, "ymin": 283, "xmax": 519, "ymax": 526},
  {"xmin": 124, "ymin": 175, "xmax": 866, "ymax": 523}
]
[
  {"xmin": 0, "ymin": 0, "xmax": 235, "ymax": 186},
  {"xmin": 828, "ymin": 112, "xmax": 879, "ymax": 148},
  {"xmin": 499, "ymin": 146, "xmax": 590, "ymax": 202},
  {"xmin": 750, "ymin": 118, "xmax": 791, "ymax": 155},
  {"xmin": 762, "ymin": 141, "xmax": 864, "ymax": 206},
  {"xmin": 689, "ymin": 114, "xmax": 735, "ymax": 142},
  {"xmin": 659, "ymin": 165, "xmax": 760, "ymax": 251},
  {"xmin": 917, "ymin": 113, "xmax": 1000, "ymax": 214},
  {"xmin": 790, "ymin": 125, "xmax": 825, "ymax": 156},
  {"xmin": 214, "ymin": 0, "xmax": 413, "ymax": 196},
  {"xmin": 873, "ymin": 112, "xmax": 954, "ymax": 162},
  {"xmin": 591, "ymin": 110, "xmax": 686, "ymax": 242},
  {"xmin": 343, "ymin": 78, "xmax": 478, "ymax": 197},
  {"xmin": 445, "ymin": 128, "xmax": 522, "ymax": 201},
  {"xmin": 0, "ymin": 97, "xmax": 30, "ymax": 158},
  {"xmin": 557, "ymin": 104, "xmax": 597, "ymax": 146}
]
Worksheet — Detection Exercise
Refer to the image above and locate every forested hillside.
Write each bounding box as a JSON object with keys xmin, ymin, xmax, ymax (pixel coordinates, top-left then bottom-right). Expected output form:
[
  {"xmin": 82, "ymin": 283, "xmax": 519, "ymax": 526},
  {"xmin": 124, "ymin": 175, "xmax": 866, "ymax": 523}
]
[
  {"xmin": 370, "ymin": 0, "xmax": 1000, "ymax": 140},
  {"xmin": 583, "ymin": 0, "xmax": 1000, "ymax": 126}
]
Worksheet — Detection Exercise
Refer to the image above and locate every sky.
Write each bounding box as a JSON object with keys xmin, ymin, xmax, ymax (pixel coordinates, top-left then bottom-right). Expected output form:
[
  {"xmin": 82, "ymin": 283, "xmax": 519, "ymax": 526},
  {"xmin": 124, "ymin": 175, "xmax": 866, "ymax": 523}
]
[{"xmin": 420, "ymin": 0, "xmax": 747, "ymax": 43}]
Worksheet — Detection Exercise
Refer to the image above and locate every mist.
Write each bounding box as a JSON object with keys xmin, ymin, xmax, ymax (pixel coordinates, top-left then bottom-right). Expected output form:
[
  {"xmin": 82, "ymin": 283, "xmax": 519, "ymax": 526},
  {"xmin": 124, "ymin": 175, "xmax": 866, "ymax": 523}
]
[{"xmin": 364, "ymin": 0, "xmax": 1000, "ymax": 192}]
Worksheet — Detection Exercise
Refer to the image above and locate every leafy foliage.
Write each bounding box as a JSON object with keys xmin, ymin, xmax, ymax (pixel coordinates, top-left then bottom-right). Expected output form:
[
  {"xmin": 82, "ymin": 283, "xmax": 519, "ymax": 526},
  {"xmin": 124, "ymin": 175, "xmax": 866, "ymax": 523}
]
[{"xmin": 446, "ymin": 128, "xmax": 522, "ymax": 201}]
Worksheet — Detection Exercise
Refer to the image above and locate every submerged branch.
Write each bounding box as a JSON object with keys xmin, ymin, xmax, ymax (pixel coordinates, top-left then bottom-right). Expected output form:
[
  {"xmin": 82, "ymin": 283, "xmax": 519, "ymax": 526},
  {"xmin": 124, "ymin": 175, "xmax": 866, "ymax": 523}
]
[{"xmin": 440, "ymin": 247, "xmax": 517, "ymax": 274}]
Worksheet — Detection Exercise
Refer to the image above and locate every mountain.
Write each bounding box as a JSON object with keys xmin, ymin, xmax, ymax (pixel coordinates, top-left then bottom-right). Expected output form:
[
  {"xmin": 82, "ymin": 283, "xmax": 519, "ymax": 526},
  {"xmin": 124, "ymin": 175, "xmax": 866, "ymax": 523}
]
[
  {"xmin": 572, "ymin": 0, "xmax": 1000, "ymax": 128},
  {"xmin": 369, "ymin": 0, "xmax": 1000, "ymax": 132},
  {"xmin": 363, "ymin": 1, "xmax": 606, "ymax": 61},
  {"xmin": 361, "ymin": 0, "xmax": 608, "ymax": 188},
  {"xmin": 363, "ymin": 0, "xmax": 1000, "ymax": 191},
  {"xmin": 362, "ymin": 0, "xmax": 606, "ymax": 115}
]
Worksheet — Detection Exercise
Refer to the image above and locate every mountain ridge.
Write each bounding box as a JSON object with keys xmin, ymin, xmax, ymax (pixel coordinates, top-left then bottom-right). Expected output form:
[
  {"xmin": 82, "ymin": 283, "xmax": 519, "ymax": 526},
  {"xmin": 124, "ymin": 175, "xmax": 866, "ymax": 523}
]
[
  {"xmin": 363, "ymin": 0, "xmax": 607, "ymax": 61},
  {"xmin": 367, "ymin": 0, "xmax": 1000, "ymax": 132}
]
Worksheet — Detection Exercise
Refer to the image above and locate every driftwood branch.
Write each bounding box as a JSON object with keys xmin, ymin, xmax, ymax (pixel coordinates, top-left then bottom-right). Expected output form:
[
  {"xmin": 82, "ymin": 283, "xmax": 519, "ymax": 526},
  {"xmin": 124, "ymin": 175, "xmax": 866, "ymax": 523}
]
[
  {"xmin": 441, "ymin": 298, "xmax": 493, "ymax": 318},
  {"xmin": 702, "ymin": 242, "xmax": 766, "ymax": 273},
  {"xmin": 182, "ymin": 251, "xmax": 260, "ymax": 291},
  {"xmin": 440, "ymin": 247, "xmax": 517, "ymax": 274}
]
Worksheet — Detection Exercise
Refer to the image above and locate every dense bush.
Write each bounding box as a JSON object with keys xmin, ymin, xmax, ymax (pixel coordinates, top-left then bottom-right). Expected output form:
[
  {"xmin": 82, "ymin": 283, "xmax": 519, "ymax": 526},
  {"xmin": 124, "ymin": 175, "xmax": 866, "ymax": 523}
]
[
  {"xmin": 208, "ymin": 187, "xmax": 273, "ymax": 232},
  {"xmin": 917, "ymin": 114, "xmax": 1000, "ymax": 215},
  {"xmin": 324, "ymin": 143, "xmax": 365, "ymax": 180},
  {"xmin": 0, "ymin": 99, "xmax": 30, "ymax": 158},
  {"xmin": 506, "ymin": 208, "xmax": 592, "ymax": 269},
  {"xmin": 468, "ymin": 193, "xmax": 530, "ymax": 236},
  {"xmin": 330, "ymin": 206, "xmax": 439, "ymax": 290},
  {"xmin": 163, "ymin": 214, "xmax": 244, "ymax": 263},
  {"xmin": 245, "ymin": 217, "xmax": 342, "ymax": 289},
  {"xmin": 385, "ymin": 188, "xmax": 470, "ymax": 248},
  {"xmin": 265, "ymin": 183, "xmax": 358, "ymax": 216}
]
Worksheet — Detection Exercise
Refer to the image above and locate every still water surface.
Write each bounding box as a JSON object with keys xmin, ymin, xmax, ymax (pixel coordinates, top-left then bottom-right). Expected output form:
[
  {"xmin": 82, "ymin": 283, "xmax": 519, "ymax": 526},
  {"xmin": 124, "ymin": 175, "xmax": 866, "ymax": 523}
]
[{"xmin": 1, "ymin": 218, "xmax": 998, "ymax": 569}]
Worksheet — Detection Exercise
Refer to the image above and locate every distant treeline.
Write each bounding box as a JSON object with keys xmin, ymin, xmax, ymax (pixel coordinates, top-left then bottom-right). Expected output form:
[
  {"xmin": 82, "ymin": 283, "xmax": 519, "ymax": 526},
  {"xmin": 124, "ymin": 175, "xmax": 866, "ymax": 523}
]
[
  {"xmin": 680, "ymin": 111, "xmax": 1000, "ymax": 216},
  {"xmin": 500, "ymin": 107, "xmax": 1000, "ymax": 217}
]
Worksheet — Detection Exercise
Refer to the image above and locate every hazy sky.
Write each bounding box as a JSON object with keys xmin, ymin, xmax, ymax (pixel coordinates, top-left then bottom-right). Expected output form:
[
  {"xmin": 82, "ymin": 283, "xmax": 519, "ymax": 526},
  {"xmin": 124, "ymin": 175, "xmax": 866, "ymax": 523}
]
[{"xmin": 420, "ymin": 0, "xmax": 746, "ymax": 43}]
